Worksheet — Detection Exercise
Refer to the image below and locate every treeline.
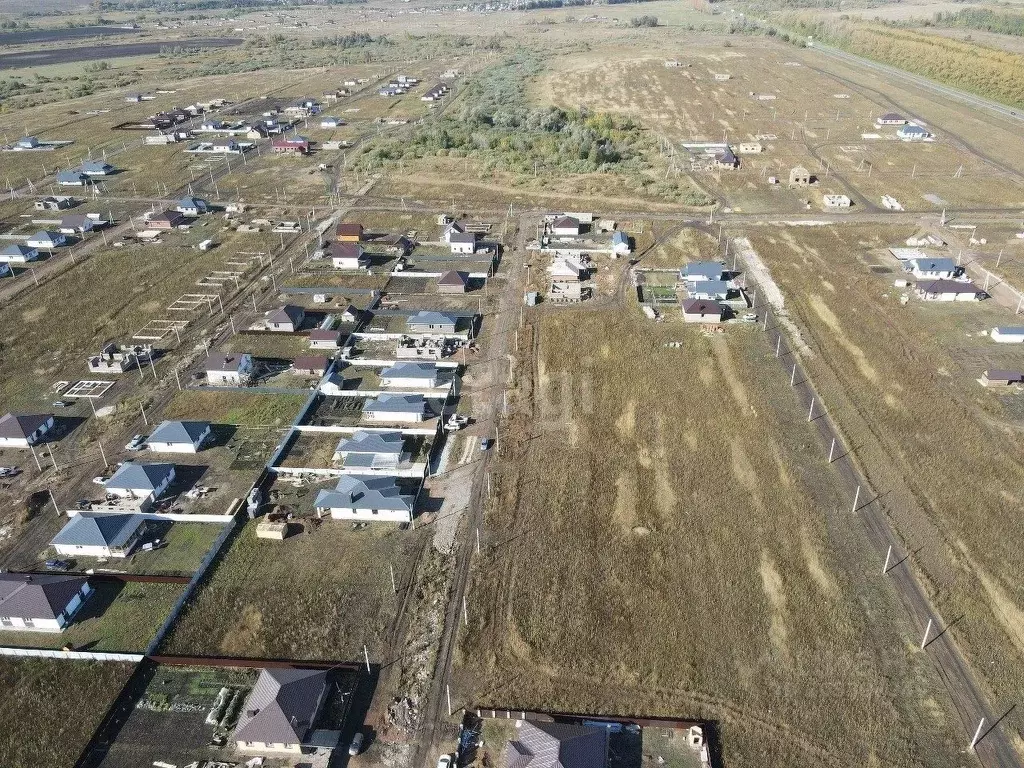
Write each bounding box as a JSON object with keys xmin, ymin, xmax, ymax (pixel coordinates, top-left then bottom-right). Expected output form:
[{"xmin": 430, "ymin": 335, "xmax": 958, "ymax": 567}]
[
  {"xmin": 927, "ymin": 9, "xmax": 1024, "ymax": 37},
  {"xmin": 783, "ymin": 16, "xmax": 1024, "ymax": 107},
  {"xmin": 516, "ymin": 0, "xmax": 664, "ymax": 9},
  {"xmin": 309, "ymin": 31, "xmax": 383, "ymax": 48},
  {"xmin": 98, "ymin": 0, "xmax": 363, "ymax": 10}
]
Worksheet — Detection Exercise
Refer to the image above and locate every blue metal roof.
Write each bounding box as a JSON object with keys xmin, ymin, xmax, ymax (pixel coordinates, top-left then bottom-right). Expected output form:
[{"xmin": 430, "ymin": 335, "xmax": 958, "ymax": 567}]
[{"xmin": 51, "ymin": 513, "xmax": 141, "ymax": 549}]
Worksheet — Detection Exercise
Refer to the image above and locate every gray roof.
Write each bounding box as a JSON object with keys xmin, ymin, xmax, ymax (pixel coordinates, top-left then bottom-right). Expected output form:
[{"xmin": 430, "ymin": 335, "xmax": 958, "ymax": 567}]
[
  {"xmin": 363, "ymin": 393, "xmax": 427, "ymax": 414},
  {"xmin": 994, "ymin": 327, "xmax": 1024, "ymax": 335},
  {"xmin": 314, "ymin": 474, "xmax": 414, "ymax": 512},
  {"xmin": 381, "ymin": 362, "xmax": 438, "ymax": 380},
  {"xmin": 51, "ymin": 513, "xmax": 142, "ymax": 549},
  {"xmin": 0, "ymin": 574, "xmax": 89, "ymax": 621},
  {"xmin": 899, "ymin": 124, "xmax": 929, "ymax": 134},
  {"xmin": 612, "ymin": 231, "xmax": 628, "ymax": 245},
  {"xmin": 407, "ymin": 310, "xmax": 457, "ymax": 328},
  {"xmin": 1, "ymin": 244, "xmax": 37, "ymax": 257},
  {"xmin": 448, "ymin": 232, "xmax": 476, "ymax": 244},
  {"xmin": 505, "ymin": 721, "xmax": 608, "ymax": 768},
  {"xmin": 177, "ymin": 196, "xmax": 207, "ymax": 209},
  {"xmin": 267, "ymin": 305, "xmax": 305, "ymax": 325},
  {"xmin": 689, "ymin": 279, "xmax": 730, "ymax": 298},
  {"xmin": 910, "ymin": 257, "xmax": 956, "ymax": 272},
  {"xmin": 56, "ymin": 171, "xmax": 87, "ymax": 183},
  {"xmin": 336, "ymin": 430, "xmax": 404, "ymax": 456},
  {"xmin": 104, "ymin": 462, "xmax": 174, "ymax": 492},
  {"xmin": 148, "ymin": 420, "xmax": 210, "ymax": 446},
  {"xmin": 29, "ymin": 231, "xmax": 62, "ymax": 246},
  {"xmin": 234, "ymin": 668, "xmax": 327, "ymax": 746},
  {"xmin": 0, "ymin": 412, "xmax": 51, "ymax": 439},
  {"xmin": 206, "ymin": 351, "xmax": 250, "ymax": 373},
  {"xmin": 985, "ymin": 369, "xmax": 1024, "ymax": 382},
  {"xmin": 681, "ymin": 261, "xmax": 724, "ymax": 280},
  {"xmin": 80, "ymin": 160, "xmax": 113, "ymax": 173},
  {"xmin": 917, "ymin": 279, "xmax": 978, "ymax": 294}
]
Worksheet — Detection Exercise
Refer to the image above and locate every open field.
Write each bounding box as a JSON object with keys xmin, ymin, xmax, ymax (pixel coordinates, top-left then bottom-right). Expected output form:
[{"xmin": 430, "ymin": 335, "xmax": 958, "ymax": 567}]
[
  {"xmin": 160, "ymin": 390, "xmax": 307, "ymax": 427},
  {"xmin": 0, "ymin": 657, "xmax": 134, "ymax": 768},
  {"xmin": 454, "ymin": 308, "xmax": 969, "ymax": 767},
  {"xmin": 162, "ymin": 517, "xmax": 426, "ymax": 661},
  {"xmin": 744, "ymin": 223, "xmax": 1024, "ymax": 743}
]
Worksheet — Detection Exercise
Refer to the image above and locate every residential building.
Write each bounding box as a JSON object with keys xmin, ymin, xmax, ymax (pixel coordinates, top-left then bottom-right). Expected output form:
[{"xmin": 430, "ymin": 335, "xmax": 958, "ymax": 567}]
[
  {"xmin": 380, "ymin": 362, "xmax": 441, "ymax": 388},
  {"xmin": 314, "ymin": 474, "xmax": 415, "ymax": 522},
  {"xmin": 0, "ymin": 574, "xmax": 93, "ymax": 633},
  {"xmin": 612, "ymin": 231, "xmax": 631, "ymax": 256},
  {"xmin": 714, "ymin": 146, "xmax": 739, "ymax": 169},
  {"xmin": 407, "ymin": 311, "xmax": 458, "ymax": 334},
  {"xmin": 335, "ymin": 222, "xmax": 364, "ymax": 243},
  {"xmin": 272, "ymin": 136, "xmax": 311, "ymax": 154},
  {"xmin": 362, "ymin": 393, "xmax": 428, "ymax": 423},
  {"xmin": 176, "ymin": 196, "xmax": 209, "ymax": 216},
  {"xmin": 340, "ymin": 305, "xmax": 361, "ymax": 323},
  {"xmin": 504, "ymin": 721, "xmax": 609, "ymax": 768},
  {"xmin": 876, "ymin": 112, "xmax": 907, "ymax": 126},
  {"xmin": 898, "ymin": 124, "xmax": 931, "ymax": 141},
  {"xmin": 16, "ymin": 136, "xmax": 39, "ymax": 149},
  {"xmin": 320, "ymin": 116, "xmax": 343, "ymax": 128},
  {"xmin": 0, "ymin": 413, "xmax": 54, "ymax": 448},
  {"xmin": 448, "ymin": 232, "xmax": 477, "ymax": 255},
  {"xmin": 102, "ymin": 462, "xmax": 176, "ymax": 507},
  {"xmin": 309, "ymin": 329, "xmax": 343, "ymax": 350},
  {"xmin": 148, "ymin": 210, "xmax": 186, "ymax": 229},
  {"xmin": 981, "ymin": 369, "xmax": 1024, "ymax": 387},
  {"xmin": 552, "ymin": 216, "xmax": 580, "ymax": 237},
  {"xmin": 682, "ymin": 298, "xmax": 725, "ymax": 323},
  {"xmin": 80, "ymin": 160, "xmax": 115, "ymax": 176},
  {"xmin": 908, "ymin": 258, "xmax": 957, "ymax": 280},
  {"xmin": 330, "ymin": 242, "xmax": 369, "ymax": 270},
  {"xmin": 292, "ymin": 355, "xmax": 328, "ymax": 377},
  {"xmin": 206, "ymin": 351, "xmax": 255, "ymax": 385},
  {"xmin": 59, "ymin": 215, "xmax": 97, "ymax": 235},
  {"xmin": 991, "ymin": 327, "xmax": 1024, "ymax": 344},
  {"xmin": 437, "ymin": 270, "xmax": 469, "ymax": 294},
  {"xmin": 689, "ymin": 280, "xmax": 730, "ymax": 301},
  {"xmin": 147, "ymin": 420, "xmax": 212, "ymax": 453},
  {"xmin": 26, "ymin": 231, "xmax": 66, "ymax": 249},
  {"xmin": 234, "ymin": 668, "xmax": 330, "ymax": 754},
  {"xmin": 51, "ymin": 513, "xmax": 146, "ymax": 559},
  {"xmin": 56, "ymin": 171, "xmax": 89, "ymax": 186},
  {"xmin": 265, "ymin": 305, "xmax": 305, "ymax": 332},
  {"xmin": 442, "ymin": 221, "xmax": 465, "ymax": 242},
  {"xmin": 333, "ymin": 430, "xmax": 405, "ymax": 468},
  {"xmin": 680, "ymin": 261, "xmax": 724, "ymax": 283},
  {"xmin": 0, "ymin": 244, "xmax": 39, "ymax": 263},
  {"xmin": 915, "ymin": 279, "xmax": 983, "ymax": 302}
]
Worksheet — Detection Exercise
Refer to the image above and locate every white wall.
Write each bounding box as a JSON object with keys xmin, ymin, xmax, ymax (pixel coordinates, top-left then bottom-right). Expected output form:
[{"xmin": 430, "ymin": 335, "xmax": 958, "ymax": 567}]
[{"xmin": 328, "ymin": 506, "xmax": 412, "ymax": 523}]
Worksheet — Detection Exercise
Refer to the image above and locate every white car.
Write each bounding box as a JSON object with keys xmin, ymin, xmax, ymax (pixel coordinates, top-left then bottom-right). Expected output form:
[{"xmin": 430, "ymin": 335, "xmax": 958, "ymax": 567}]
[
  {"xmin": 437, "ymin": 755, "xmax": 453, "ymax": 768},
  {"xmin": 125, "ymin": 434, "xmax": 147, "ymax": 451}
]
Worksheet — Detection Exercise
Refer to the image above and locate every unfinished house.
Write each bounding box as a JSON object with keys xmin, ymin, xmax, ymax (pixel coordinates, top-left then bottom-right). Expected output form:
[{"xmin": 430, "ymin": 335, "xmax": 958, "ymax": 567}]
[
  {"xmin": 87, "ymin": 343, "xmax": 149, "ymax": 374},
  {"xmin": 549, "ymin": 280, "xmax": 586, "ymax": 303},
  {"xmin": 789, "ymin": 166, "xmax": 811, "ymax": 187},
  {"xmin": 396, "ymin": 336, "xmax": 444, "ymax": 360}
]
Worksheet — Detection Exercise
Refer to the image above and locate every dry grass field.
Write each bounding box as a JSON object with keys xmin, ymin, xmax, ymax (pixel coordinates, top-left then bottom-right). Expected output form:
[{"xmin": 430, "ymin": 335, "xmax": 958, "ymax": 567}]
[
  {"xmin": 454, "ymin": 308, "xmax": 970, "ymax": 767},
  {"xmin": 0, "ymin": 657, "xmax": 134, "ymax": 768},
  {"xmin": 743, "ymin": 224, "xmax": 1024, "ymax": 745}
]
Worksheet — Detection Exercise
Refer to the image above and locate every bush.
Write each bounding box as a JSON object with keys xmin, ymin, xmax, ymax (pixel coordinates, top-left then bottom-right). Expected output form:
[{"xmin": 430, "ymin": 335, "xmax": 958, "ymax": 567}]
[{"xmin": 629, "ymin": 15, "xmax": 659, "ymax": 27}]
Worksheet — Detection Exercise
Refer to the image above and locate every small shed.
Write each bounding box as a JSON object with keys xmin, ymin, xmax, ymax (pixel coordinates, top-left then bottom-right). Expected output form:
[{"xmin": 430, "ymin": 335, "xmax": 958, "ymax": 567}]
[
  {"xmin": 980, "ymin": 369, "xmax": 1024, "ymax": 388},
  {"xmin": 437, "ymin": 270, "xmax": 469, "ymax": 294}
]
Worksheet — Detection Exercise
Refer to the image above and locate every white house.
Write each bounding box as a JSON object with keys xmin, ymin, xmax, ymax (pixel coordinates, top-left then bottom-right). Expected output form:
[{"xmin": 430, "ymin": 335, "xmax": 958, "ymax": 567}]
[
  {"xmin": 320, "ymin": 116, "xmax": 343, "ymax": 128},
  {"xmin": 147, "ymin": 420, "xmax": 212, "ymax": 453},
  {"xmin": 991, "ymin": 327, "xmax": 1024, "ymax": 344},
  {"xmin": 102, "ymin": 462, "xmax": 176, "ymax": 508},
  {"xmin": 50, "ymin": 513, "xmax": 146, "ymax": 559},
  {"xmin": 448, "ymin": 232, "xmax": 476, "ymax": 255},
  {"xmin": 314, "ymin": 474, "xmax": 415, "ymax": 522},
  {"xmin": 0, "ymin": 244, "xmax": 39, "ymax": 263},
  {"xmin": 552, "ymin": 216, "xmax": 580, "ymax": 237},
  {"xmin": 682, "ymin": 299, "xmax": 725, "ymax": 323},
  {"xmin": 234, "ymin": 668, "xmax": 330, "ymax": 754},
  {"xmin": 330, "ymin": 242, "xmax": 370, "ymax": 270},
  {"xmin": 0, "ymin": 574, "xmax": 93, "ymax": 633},
  {"xmin": 612, "ymin": 231, "xmax": 631, "ymax": 257},
  {"xmin": 909, "ymin": 258, "xmax": 957, "ymax": 280},
  {"xmin": 0, "ymin": 413, "xmax": 54, "ymax": 448},
  {"xmin": 362, "ymin": 393, "xmax": 428, "ymax": 423},
  {"xmin": 26, "ymin": 231, "xmax": 66, "ymax": 249},
  {"xmin": 915, "ymin": 279, "xmax": 983, "ymax": 302},
  {"xmin": 176, "ymin": 196, "xmax": 210, "ymax": 216},
  {"xmin": 876, "ymin": 112, "xmax": 907, "ymax": 126},
  {"xmin": 206, "ymin": 352, "xmax": 254, "ymax": 385},
  {"xmin": 898, "ymin": 124, "xmax": 931, "ymax": 141},
  {"xmin": 333, "ymin": 430, "xmax": 405, "ymax": 468},
  {"xmin": 379, "ymin": 362, "xmax": 441, "ymax": 389}
]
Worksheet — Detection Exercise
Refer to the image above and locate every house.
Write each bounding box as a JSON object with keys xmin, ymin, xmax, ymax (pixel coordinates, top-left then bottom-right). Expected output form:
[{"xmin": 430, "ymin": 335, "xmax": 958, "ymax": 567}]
[
  {"xmin": 149, "ymin": 210, "xmax": 186, "ymax": 229},
  {"xmin": 898, "ymin": 124, "xmax": 931, "ymax": 141},
  {"xmin": 26, "ymin": 231, "xmax": 66, "ymax": 249},
  {"xmin": 265, "ymin": 305, "xmax": 305, "ymax": 332},
  {"xmin": 442, "ymin": 221, "xmax": 465, "ymax": 242},
  {"xmin": 362, "ymin": 393, "xmax": 428, "ymax": 423},
  {"xmin": 16, "ymin": 136, "xmax": 39, "ymax": 149},
  {"xmin": 309, "ymin": 328, "xmax": 343, "ymax": 350},
  {"xmin": 612, "ymin": 231, "xmax": 631, "ymax": 256},
  {"xmin": 915, "ymin": 279, "xmax": 983, "ymax": 302},
  {"xmin": 320, "ymin": 116, "xmax": 343, "ymax": 128},
  {"xmin": 823, "ymin": 194, "xmax": 852, "ymax": 209},
  {"xmin": 59, "ymin": 215, "xmax": 96, "ymax": 235},
  {"xmin": 80, "ymin": 160, "xmax": 115, "ymax": 176},
  {"xmin": 34, "ymin": 196, "xmax": 75, "ymax": 211},
  {"xmin": 714, "ymin": 147, "xmax": 739, "ymax": 169},
  {"xmin": 552, "ymin": 216, "xmax": 580, "ymax": 237},
  {"xmin": 314, "ymin": 474, "xmax": 415, "ymax": 522},
  {"xmin": 176, "ymin": 196, "xmax": 209, "ymax": 216},
  {"xmin": 206, "ymin": 351, "xmax": 255, "ymax": 385},
  {"xmin": 448, "ymin": 232, "xmax": 477, "ymax": 255},
  {"xmin": 437, "ymin": 270, "xmax": 469, "ymax": 294},
  {"xmin": 147, "ymin": 420, "xmax": 212, "ymax": 453},
  {"xmin": 56, "ymin": 171, "xmax": 89, "ymax": 186},
  {"xmin": 549, "ymin": 280, "xmax": 585, "ymax": 303},
  {"xmin": 333, "ymin": 430, "xmax": 405, "ymax": 468},
  {"xmin": 283, "ymin": 99, "xmax": 321, "ymax": 117},
  {"xmin": 0, "ymin": 574, "xmax": 93, "ymax": 633},
  {"xmin": 380, "ymin": 362, "xmax": 441, "ymax": 388},
  {"xmin": 504, "ymin": 721, "xmax": 609, "ymax": 768},
  {"xmin": 876, "ymin": 112, "xmax": 907, "ymax": 126},
  {"xmin": 908, "ymin": 258, "xmax": 957, "ymax": 280},
  {"xmin": 789, "ymin": 166, "xmax": 811, "ymax": 186},
  {"xmin": 102, "ymin": 462, "xmax": 176, "ymax": 506},
  {"xmin": 407, "ymin": 311, "xmax": 458, "ymax": 334},
  {"xmin": 981, "ymin": 369, "xmax": 1024, "ymax": 388},
  {"xmin": 340, "ymin": 304, "xmax": 362, "ymax": 323},
  {"xmin": 234, "ymin": 668, "xmax": 330, "ymax": 754},
  {"xmin": 680, "ymin": 261, "xmax": 724, "ymax": 283},
  {"xmin": 689, "ymin": 280, "xmax": 730, "ymax": 301},
  {"xmin": 682, "ymin": 298, "xmax": 725, "ymax": 323},
  {"xmin": 50, "ymin": 513, "xmax": 146, "ymax": 559},
  {"xmin": 0, "ymin": 244, "xmax": 39, "ymax": 263},
  {"xmin": 330, "ymin": 242, "xmax": 370, "ymax": 270},
  {"xmin": 335, "ymin": 222, "xmax": 364, "ymax": 243},
  {"xmin": 991, "ymin": 327, "xmax": 1024, "ymax": 344},
  {"xmin": 0, "ymin": 413, "xmax": 54, "ymax": 448},
  {"xmin": 272, "ymin": 136, "xmax": 311, "ymax": 154},
  {"xmin": 292, "ymin": 355, "xmax": 328, "ymax": 377}
]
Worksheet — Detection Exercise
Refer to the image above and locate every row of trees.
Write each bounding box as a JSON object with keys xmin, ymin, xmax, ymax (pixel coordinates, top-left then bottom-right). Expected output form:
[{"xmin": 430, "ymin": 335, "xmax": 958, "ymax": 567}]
[{"xmin": 927, "ymin": 9, "xmax": 1024, "ymax": 37}]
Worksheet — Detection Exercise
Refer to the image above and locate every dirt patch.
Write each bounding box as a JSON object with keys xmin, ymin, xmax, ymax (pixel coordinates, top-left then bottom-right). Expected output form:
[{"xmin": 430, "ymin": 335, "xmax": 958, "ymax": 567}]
[{"xmin": 759, "ymin": 551, "xmax": 791, "ymax": 660}]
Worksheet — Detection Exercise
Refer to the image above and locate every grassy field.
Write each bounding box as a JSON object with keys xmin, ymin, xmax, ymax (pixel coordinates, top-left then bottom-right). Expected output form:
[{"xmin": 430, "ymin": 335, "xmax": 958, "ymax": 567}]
[
  {"xmin": 744, "ymin": 223, "xmax": 1024, "ymax": 745},
  {"xmin": 162, "ymin": 517, "xmax": 425, "ymax": 661},
  {"xmin": 454, "ymin": 307, "xmax": 970, "ymax": 767},
  {"xmin": 0, "ymin": 657, "xmax": 134, "ymax": 768},
  {"xmin": 52, "ymin": 522, "xmax": 225, "ymax": 577},
  {"xmin": 161, "ymin": 390, "xmax": 307, "ymax": 427},
  {"xmin": 0, "ymin": 581, "xmax": 183, "ymax": 653}
]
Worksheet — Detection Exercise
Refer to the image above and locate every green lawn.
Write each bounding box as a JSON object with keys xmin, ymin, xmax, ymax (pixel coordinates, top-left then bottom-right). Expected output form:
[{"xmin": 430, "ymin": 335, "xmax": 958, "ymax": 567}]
[
  {"xmin": 161, "ymin": 390, "xmax": 309, "ymax": 428},
  {"xmin": 60, "ymin": 522, "xmax": 225, "ymax": 578}
]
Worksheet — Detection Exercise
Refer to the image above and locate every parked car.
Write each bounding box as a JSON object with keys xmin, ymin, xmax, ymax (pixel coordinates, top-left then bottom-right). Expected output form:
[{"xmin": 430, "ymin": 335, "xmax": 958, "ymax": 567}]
[
  {"xmin": 52, "ymin": 400, "xmax": 71, "ymax": 408},
  {"xmin": 45, "ymin": 559, "xmax": 71, "ymax": 571},
  {"xmin": 0, "ymin": 466, "xmax": 19, "ymax": 477},
  {"xmin": 479, "ymin": 437, "xmax": 492, "ymax": 451},
  {"xmin": 125, "ymin": 434, "xmax": 147, "ymax": 451},
  {"xmin": 437, "ymin": 755, "xmax": 453, "ymax": 768},
  {"xmin": 348, "ymin": 732, "xmax": 364, "ymax": 757}
]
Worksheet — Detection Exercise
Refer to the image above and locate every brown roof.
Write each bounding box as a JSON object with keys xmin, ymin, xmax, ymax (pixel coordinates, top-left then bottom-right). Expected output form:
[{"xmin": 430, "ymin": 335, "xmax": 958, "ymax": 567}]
[
  {"xmin": 505, "ymin": 721, "xmax": 608, "ymax": 768},
  {"xmin": 335, "ymin": 222, "xmax": 363, "ymax": 238},
  {"xmin": 233, "ymin": 668, "xmax": 327, "ymax": 747},
  {"xmin": 292, "ymin": 355, "xmax": 328, "ymax": 373},
  {"xmin": 0, "ymin": 574, "xmax": 89, "ymax": 621},
  {"xmin": 308, "ymin": 328, "xmax": 342, "ymax": 342},
  {"xmin": 682, "ymin": 298, "xmax": 724, "ymax": 315},
  {"xmin": 984, "ymin": 369, "xmax": 1024, "ymax": 383},
  {"xmin": 149, "ymin": 210, "xmax": 185, "ymax": 226},
  {"xmin": 328, "ymin": 241, "xmax": 364, "ymax": 259},
  {"xmin": 437, "ymin": 270, "xmax": 468, "ymax": 286}
]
